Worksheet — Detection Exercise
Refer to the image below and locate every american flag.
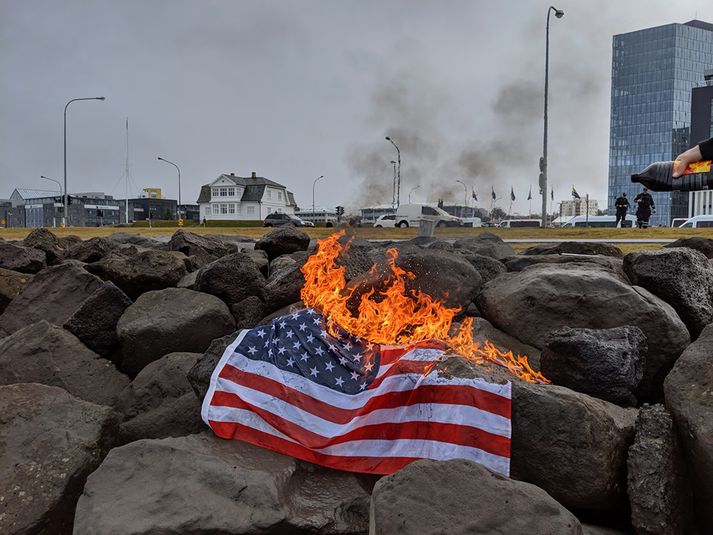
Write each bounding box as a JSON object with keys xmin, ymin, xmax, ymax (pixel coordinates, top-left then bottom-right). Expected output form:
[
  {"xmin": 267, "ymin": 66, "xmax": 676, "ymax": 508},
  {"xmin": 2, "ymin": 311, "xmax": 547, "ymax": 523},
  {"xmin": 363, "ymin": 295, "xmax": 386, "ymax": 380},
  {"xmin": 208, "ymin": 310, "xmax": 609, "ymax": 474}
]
[{"xmin": 202, "ymin": 308, "xmax": 512, "ymax": 476}]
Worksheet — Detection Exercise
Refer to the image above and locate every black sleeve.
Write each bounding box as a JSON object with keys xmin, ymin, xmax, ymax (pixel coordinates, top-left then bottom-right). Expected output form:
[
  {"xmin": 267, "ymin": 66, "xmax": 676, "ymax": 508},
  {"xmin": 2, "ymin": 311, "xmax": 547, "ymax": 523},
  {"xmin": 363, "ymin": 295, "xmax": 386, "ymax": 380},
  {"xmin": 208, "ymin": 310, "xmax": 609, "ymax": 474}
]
[{"xmin": 700, "ymin": 137, "xmax": 713, "ymax": 161}]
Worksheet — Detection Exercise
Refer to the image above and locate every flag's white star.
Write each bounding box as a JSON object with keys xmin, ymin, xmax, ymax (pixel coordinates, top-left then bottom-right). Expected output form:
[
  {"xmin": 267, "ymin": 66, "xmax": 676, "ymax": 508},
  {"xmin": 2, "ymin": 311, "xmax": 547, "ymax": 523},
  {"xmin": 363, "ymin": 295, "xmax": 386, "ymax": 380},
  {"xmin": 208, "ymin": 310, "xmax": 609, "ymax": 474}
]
[
  {"xmin": 309, "ymin": 366, "xmax": 319, "ymax": 377},
  {"xmin": 306, "ymin": 334, "xmax": 315, "ymax": 343},
  {"xmin": 299, "ymin": 323, "xmax": 308, "ymax": 331},
  {"xmin": 338, "ymin": 356, "xmax": 349, "ymax": 366},
  {"xmin": 320, "ymin": 329, "xmax": 328, "ymax": 338},
  {"xmin": 285, "ymin": 330, "xmax": 295, "ymax": 339},
  {"xmin": 359, "ymin": 382, "xmax": 367, "ymax": 390},
  {"xmin": 307, "ymin": 309, "xmax": 316, "ymax": 315},
  {"xmin": 364, "ymin": 361, "xmax": 374, "ymax": 372},
  {"xmin": 264, "ymin": 340, "xmax": 270, "ymax": 348},
  {"xmin": 247, "ymin": 346, "xmax": 258, "ymax": 355},
  {"xmin": 279, "ymin": 320, "xmax": 286, "ymax": 329},
  {"xmin": 291, "ymin": 311, "xmax": 300, "ymax": 320},
  {"xmin": 286, "ymin": 357, "xmax": 295, "ymax": 367},
  {"xmin": 343, "ymin": 341, "xmax": 352, "ymax": 351},
  {"xmin": 325, "ymin": 361, "xmax": 335, "ymax": 372},
  {"xmin": 315, "ymin": 347, "xmax": 324, "ymax": 356},
  {"xmin": 335, "ymin": 376, "xmax": 345, "ymax": 387},
  {"xmin": 328, "ymin": 344, "xmax": 337, "ymax": 352},
  {"xmin": 277, "ymin": 346, "xmax": 286, "ymax": 355},
  {"xmin": 312, "ymin": 317, "xmax": 321, "ymax": 325},
  {"xmin": 292, "ymin": 341, "xmax": 301, "ymax": 349},
  {"xmin": 366, "ymin": 342, "xmax": 374, "ymax": 350},
  {"xmin": 352, "ymin": 353, "xmax": 363, "ymax": 363},
  {"xmin": 256, "ymin": 329, "xmax": 266, "ymax": 338},
  {"xmin": 300, "ymin": 352, "xmax": 310, "ymax": 362},
  {"xmin": 354, "ymin": 335, "xmax": 361, "ymax": 342},
  {"xmin": 350, "ymin": 371, "xmax": 360, "ymax": 381},
  {"xmin": 267, "ymin": 348, "xmax": 273, "ymax": 357}
]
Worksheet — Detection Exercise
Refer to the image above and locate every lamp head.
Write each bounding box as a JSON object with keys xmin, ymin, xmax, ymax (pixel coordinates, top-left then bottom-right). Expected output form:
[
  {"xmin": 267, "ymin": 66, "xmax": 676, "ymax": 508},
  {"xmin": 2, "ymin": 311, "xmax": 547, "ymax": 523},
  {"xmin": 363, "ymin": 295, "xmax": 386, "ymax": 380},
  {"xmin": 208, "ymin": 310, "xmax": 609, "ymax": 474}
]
[
  {"xmin": 390, "ymin": 160, "xmax": 396, "ymax": 164},
  {"xmin": 554, "ymin": 8, "xmax": 564, "ymax": 18},
  {"xmin": 96, "ymin": 96, "xmax": 106, "ymax": 101},
  {"xmin": 385, "ymin": 136, "xmax": 391, "ymax": 141},
  {"xmin": 157, "ymin": 157, "xmax": 163, "ymax": 161}
]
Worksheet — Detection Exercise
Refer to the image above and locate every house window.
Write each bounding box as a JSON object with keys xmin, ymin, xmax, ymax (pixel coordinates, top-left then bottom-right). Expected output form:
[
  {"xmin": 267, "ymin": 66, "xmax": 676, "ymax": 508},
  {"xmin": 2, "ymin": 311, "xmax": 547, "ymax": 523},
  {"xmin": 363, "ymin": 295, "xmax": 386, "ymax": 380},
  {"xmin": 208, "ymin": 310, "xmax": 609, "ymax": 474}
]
[
  {"xmin": 267, "ymin": 189, "xmax": 272, "ymax": 199},
  {"xmin": 220, "ymin": 203, "xmax": 228, "ymax": 214},
  {"xmin": 278, "ymin": 191, "xmax": 282, "ymax": 201},
  {"xmin": 227, "ymin": 187, "xmax": 235, "ymax": 197},
  {"xmin": 228, "ymin": 204, "xmax": 235, "ymax": 214},
  {"xmin": 235, "ymin": 204, "xmax": 241, "ymax": 214},
  {"xmin": 219, "ymin": 187, "xmax": 228, "ymax": 197},
  {"xmin": 247, "ymin": 206, "xmax": 255, "ymax": 215},
  {"xmin": 212, "ymin": 188, "xmax": 219, "ymax": 198},
  {"xmin": 212, "ymin": 204, "xmax": 219, "ymax": 215}
]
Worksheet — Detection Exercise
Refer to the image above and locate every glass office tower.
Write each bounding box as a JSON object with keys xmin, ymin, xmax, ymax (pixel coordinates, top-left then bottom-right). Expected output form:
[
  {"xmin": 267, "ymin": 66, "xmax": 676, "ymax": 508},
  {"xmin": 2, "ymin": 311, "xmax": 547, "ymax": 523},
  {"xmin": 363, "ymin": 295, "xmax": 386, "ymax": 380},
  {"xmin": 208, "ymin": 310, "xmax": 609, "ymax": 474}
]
[{"xmin": 608, "ymin": 20, "xmax": 713, "ymax": 226}]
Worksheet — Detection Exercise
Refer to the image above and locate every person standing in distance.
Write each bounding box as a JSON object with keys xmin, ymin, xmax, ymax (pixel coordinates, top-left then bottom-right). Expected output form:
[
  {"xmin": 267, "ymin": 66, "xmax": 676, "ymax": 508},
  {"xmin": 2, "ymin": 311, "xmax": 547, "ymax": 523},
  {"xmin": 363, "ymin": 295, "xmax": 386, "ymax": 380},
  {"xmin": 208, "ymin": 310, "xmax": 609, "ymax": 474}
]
[
  {"xmin": 634, "ymin": 187, "xmax": 655, "ymax": 228},
  {"xmin": 614, "ymin": 192, "xmax": 630, "ymax": 228},
  {"xmin": 673, "ymin": 137, "xmax": 713, "ymax": 177}
]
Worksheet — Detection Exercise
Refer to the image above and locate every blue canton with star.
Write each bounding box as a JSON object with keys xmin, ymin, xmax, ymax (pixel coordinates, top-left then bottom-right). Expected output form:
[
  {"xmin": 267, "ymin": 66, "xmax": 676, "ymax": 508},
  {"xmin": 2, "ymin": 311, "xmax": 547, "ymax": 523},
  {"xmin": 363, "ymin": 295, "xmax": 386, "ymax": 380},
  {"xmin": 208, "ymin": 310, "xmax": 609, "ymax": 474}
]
[{"xmin": 235, "ymin": 308, "xmax": 381, "ymax": 394}]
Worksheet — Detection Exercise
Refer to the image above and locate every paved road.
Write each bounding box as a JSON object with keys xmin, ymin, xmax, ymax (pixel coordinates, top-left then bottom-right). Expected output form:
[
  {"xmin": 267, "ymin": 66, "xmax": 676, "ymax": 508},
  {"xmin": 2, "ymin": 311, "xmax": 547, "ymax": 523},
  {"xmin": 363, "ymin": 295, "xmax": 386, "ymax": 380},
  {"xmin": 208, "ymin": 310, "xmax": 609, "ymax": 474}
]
[{"xmin": 501, "ymin": 238, "xmax": 676, "ymax": 244}]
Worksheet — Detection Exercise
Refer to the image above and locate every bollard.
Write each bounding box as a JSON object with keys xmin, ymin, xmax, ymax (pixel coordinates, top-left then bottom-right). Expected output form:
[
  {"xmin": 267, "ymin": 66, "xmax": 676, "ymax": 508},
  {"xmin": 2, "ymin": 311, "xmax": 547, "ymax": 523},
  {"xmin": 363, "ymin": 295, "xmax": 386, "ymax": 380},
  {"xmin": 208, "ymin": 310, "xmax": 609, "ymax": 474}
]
[{"xmin": 419, "ymin": 219, "xmax": 435, "ymax": 237}]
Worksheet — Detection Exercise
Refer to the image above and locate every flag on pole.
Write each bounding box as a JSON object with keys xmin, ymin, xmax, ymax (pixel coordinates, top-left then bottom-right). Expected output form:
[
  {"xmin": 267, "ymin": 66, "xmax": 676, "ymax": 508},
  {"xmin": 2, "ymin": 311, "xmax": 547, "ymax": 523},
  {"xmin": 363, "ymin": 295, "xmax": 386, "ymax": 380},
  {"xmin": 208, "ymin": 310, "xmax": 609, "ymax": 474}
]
[
  {"xmin": 527, "ymin": 186, "xmax": 532, "ymax": 201},
  {"xmin": 510, "ymin": 187, "xmax": 516, "ymax": 202},
  {"xmin": 472, "ymin": 188, "xmax": 478, "ymax": 202},
  {"xmin": 202, "ymin": 309, "xmax": 512, "ymax": 476},
  {"xmin": 551, "ymin": 187, "xmax": 554, "ymax": 201},
  {"xmin": 571, "ymin": 187, "xmax": 581, "ymax": 199},
  {"xmin": 491, "ymin": 187, "xmax": 497, "ymax": 200}
]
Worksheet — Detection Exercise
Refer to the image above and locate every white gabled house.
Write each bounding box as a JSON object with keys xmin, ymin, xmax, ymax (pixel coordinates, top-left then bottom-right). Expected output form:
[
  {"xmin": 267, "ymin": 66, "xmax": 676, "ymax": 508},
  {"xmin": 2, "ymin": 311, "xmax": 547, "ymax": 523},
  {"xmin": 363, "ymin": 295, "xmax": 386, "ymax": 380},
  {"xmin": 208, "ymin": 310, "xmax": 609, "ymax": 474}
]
[{"xmin": 197, "ymin": 171, "xmax": 298, "ymax": 221}]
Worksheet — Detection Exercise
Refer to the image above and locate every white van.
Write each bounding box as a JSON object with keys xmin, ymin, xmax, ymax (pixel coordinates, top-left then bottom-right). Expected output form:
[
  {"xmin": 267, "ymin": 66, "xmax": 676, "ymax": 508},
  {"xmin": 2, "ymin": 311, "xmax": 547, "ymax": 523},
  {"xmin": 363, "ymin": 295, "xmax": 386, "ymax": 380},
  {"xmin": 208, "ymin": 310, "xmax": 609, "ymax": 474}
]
[
  {"xmin": 678, "ymin": 215, "xmax": 713, "ymax": 228},
  {"xmin": 394, "ymin": 204, "xmax": 461, "ymax": 228},
  {"xmin": 561, "ymin": 215, "xmax": 637, "ymax": 228},
  {"xmin": 671, "ymin": 218, "xmax": 688, "ymax": 228},
  {"xmin": 498, "ymin": 219, "xmax": 541, "ymax": 228}
]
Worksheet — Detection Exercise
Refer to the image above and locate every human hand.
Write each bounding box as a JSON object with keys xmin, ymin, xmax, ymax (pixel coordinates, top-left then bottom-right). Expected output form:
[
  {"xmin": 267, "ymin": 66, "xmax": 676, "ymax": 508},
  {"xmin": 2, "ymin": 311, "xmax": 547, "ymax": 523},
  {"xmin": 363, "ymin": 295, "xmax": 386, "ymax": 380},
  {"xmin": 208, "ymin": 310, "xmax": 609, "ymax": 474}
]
[{"xmin": 673, "ymin": 145, "xmax": 703, "ymax": 177}]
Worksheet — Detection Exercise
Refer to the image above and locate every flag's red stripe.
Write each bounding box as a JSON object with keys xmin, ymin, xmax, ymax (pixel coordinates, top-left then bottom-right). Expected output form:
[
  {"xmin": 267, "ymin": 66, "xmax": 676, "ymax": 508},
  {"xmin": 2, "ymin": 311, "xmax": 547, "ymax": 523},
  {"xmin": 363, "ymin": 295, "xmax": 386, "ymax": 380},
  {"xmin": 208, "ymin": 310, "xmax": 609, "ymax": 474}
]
[
  {"xmin": 211, "ymin": 390, "xmax": 511, "ymax": 458},
  {"xmin": 209, "ymin": 420, "xmax": 422, "ymax": 474},
  {"xmin": 379, "ymin": 340, "xmax": 447, "ymax": 365},
  {"xmin": 368, "ymin": 359, "xmax": 440, "ymax": 390},
  {"xmin": 218, "ymin": 364, "xmax": 511, "ymax": 421}
]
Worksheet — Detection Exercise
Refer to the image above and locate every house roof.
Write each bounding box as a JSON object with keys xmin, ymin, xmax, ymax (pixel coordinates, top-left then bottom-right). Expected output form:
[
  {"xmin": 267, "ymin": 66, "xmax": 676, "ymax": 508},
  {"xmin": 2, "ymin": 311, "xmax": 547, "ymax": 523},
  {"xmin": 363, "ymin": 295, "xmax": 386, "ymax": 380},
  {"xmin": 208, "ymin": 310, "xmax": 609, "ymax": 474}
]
[
  {"xmin": 14, "ymin": 188, "xmax": 60, "ymax": 199},
  {"xmin": 217, "ymin": 174, "xmax": 286, "ymax": 189},
  {"xmin": 196, "ymin": 185, "xmax": 210, "ymax": 204},
  {"xmin": 198, "ymin": 174, "xmax": 289, "ymax": 204},
  {"xmin": 286, "ymin": 191, "xmax": 297, "ymax": 207},
  {"xmin": 241, "ymin": 185, "xmax": 266, "ymax": 202}
]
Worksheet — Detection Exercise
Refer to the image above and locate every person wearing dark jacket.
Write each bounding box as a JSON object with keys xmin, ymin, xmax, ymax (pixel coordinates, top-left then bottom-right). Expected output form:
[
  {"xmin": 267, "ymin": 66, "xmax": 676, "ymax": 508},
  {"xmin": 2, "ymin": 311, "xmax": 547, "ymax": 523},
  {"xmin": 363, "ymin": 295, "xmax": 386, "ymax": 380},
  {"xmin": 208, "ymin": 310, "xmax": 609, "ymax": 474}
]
[
  {"xmin": 634, "ymin": 187, "xmax": 655, "ymax": 228},
  {"xmin": 614, "ymin": 192, "xmax": 630, "ymax": 228},
  {"xmin": 673, "ymin": 137, "xmax": 713, "ymax": 177}
]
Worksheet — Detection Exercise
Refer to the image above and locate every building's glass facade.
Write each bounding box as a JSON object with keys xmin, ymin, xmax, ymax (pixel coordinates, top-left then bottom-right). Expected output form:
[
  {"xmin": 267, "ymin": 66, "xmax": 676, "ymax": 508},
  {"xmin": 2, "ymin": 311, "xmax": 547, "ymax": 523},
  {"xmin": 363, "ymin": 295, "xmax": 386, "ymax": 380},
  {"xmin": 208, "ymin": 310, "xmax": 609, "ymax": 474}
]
[{"xmin": 608, "ymin": 20, "xmax": 713, "ymax": 226}]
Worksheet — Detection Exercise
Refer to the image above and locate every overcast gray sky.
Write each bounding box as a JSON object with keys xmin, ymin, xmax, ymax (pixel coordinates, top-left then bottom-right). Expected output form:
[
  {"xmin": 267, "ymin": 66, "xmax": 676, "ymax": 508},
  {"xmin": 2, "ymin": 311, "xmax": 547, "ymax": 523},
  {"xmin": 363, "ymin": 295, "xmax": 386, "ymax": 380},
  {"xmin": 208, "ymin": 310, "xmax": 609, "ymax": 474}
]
[{"xmin": 2, "ymin": 0, "xmax": 713, "ymax": 215}]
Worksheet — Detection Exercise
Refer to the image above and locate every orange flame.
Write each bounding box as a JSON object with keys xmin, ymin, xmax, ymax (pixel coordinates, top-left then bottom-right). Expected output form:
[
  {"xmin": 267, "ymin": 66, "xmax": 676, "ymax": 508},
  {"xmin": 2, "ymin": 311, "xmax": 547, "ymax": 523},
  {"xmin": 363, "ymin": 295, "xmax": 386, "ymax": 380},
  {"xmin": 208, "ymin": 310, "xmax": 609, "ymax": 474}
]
[{"xmin": 300, "ymin": 231, "xmax": 548, "ymax": 383}]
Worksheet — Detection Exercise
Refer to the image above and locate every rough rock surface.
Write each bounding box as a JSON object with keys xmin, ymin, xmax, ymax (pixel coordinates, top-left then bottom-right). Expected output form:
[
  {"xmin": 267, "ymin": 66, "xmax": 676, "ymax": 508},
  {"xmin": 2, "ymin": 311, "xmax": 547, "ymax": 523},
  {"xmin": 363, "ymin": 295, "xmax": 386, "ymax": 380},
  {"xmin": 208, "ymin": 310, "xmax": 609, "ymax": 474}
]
[
  {"xmin": 664, "ymin": 322, "xmax": 713, "ymax": 532},
  {"xmin": 470, "ymin": 317, "xmax": 541, "ymax": 370},
  {"xmin": 114, "ymin": 352, "xmax": 204, "ymax": 444},
  {"xmin": 453, "ymin": 232, "xmax": 515, "ymax": 259},
  {"xmin": 0, "ymin": 240, "xmax": 47, "ymax": 273},
  {"xmin": 241, "ymin": 247, "xmax": 269, "ymax": 276},
  {"xmin": 0, "ymin": 262, "xmax": 104, "ymax": 336},
  {"xmin": 0, "ymin": 320, "xmax": 129, "ymax": 406},
  {"xmin": 231, "ymin": 295, "xmax": 266, "ymax": 329},
  {"xmin": 437, "ymin": 357, "xmax": 637, "ymax": 514},
  {"xmin": 264, "ymin": 258, "xmax": 306, "ymax": 313},
  {"xmin": 86, "ymin": 247, "xmax": 189, "ymax": 300},
  {"xmin": 23, "ymin": 227, "xmax": 65, "ymax": 263},
  {"xmin": 476, "ymin": 263, "xmax": 690, "ymax": 399},
  {"xmin": 254, "ymin": 224, "xmax": 310, "ymax": 261},
  {"xmin": 63, "ymin": 281, "xmax": 132, "ymax": 358},
  {"xmin": 540, "ymin": 326, "xmax": 645, "ymax": 406},
  {"xmin": 187, "ymin": 332, "xmax": 241, "ymax": 399},
  {"xmin": 627, "ymin": 404, "xmax": 694, "ymax": 535},
  {"xmin": 370, "ymin": 459, "xmax": 582, "ymax": 535},
  {"xmin": 194, "ymin": 252, "xmax": 266, "ymax": 306},
  {"xmin": 663, "ymin": 236, "xmax": 713, "ymax": 257},
  {"xmin": 458, "ymin": 252, "xmax": 507, "ymax": 284},
  {"xmin": 62, "ymin": 236, "xmax": 118, "ymax": 263},
  {"xmin": 117, "ymin": 288, "xmax": 235, "ymax": 376},
  {"xmin": 73, "ymin": 433, "xmax": 371, "ymax": 535},
  {"xmin": 522, "ymin": 241, "xmax": 623, "ymax": 258},
  {"xmin": 0, "ymin": 383, "xmax": 117, "ymax": 535},
  {"xmin": 168, "ymin": 229, "xmax": 236, "ymax": 267},
  {"xmin": 504, "ymin": 254, "xmax": 627, "ymax": 279},
  {"xmin": 0, "ymin": 267, "xmax": 32, "ymax": 313},
  {"xmin": 624, "ymin": 247, "xmax": 713, "ymax": 338},
  {"xmin": 106, "ymin": 232, "xmax": 166, "ymax": 249}
]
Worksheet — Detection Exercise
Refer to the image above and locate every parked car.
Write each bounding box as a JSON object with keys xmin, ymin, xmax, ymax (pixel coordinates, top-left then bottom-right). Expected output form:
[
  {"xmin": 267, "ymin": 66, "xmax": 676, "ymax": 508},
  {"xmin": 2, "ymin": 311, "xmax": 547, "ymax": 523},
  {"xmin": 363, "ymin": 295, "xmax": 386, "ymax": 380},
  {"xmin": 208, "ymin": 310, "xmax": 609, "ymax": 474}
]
[
  {"xmin": 373, "ymin": 214, "xmax": 397, "ymax": 228},
  {"xmin": 263, "ymin": 213, "xmax": 312, "ymax": 227},
  {"xmin": 560, "ymin": 215, "xmax": 636, "ymax": 228},
  {"xmin": 670, "ymin": 217, "xmax": 688, "ymax": 227},
  {"xmin": 498, "ymin": 219, "xmax": 542, "ymax": 228},
  {"xmin": 678, "ymin": 215, "xmax": 713, "ymax": 228},
  {"xmin": 461, "ymin": 217, "xmax": 483, "ymax": 228},
  {"xmin": 394, "ymin": 204, "xmax": 461, "ymax": 228}
]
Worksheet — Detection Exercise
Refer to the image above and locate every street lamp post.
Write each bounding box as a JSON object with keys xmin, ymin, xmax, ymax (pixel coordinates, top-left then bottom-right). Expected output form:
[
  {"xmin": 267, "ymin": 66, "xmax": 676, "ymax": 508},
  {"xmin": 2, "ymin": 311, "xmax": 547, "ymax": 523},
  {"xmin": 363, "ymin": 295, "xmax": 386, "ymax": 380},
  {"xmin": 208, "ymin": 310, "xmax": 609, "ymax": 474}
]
[
  {"xmin": 64, "ymin": 96, "xmax": 105, "ymax": 227},
  {"xmin": 408, "ymin": 185, "xmax": 421, "ymax": 204},
  {"xmin": 540, "ymin": 6, "xmax": 564, "ymax": 228},
  {"xmin": 41, "ymin": 175, "xmax": 63, "ymax": 228},
  {"xmin": 390, "ymin": 160, "xmax": 397, "ymax": 208},
  {"xmin": 456, "ymin": 179, "xmax": 468, "ymax": 218},
  {"xmin": 385, "ymin": 136, "xmax": 401, "ymax": 206},
  {"xmin": 312, "ymin": 175, "xmax": 324, "ymax": 224},
  {"xmin": 158, "ymin": 157, "xmax": 182, "ymax": 219}
]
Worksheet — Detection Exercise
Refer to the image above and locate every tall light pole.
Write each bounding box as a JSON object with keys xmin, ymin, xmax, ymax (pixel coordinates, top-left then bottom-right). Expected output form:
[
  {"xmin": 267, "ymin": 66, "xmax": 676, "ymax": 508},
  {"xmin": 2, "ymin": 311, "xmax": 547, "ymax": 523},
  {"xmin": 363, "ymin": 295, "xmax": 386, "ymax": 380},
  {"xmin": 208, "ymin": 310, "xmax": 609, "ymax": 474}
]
[
  {"xmin": 390, "ymin": 160, "xmax": 397, "ymax": 208},
  {"xmin": 456, "ymin": 179, "xmax": 468, "ymax": 218},
  {"xmin": 540, "ymin": 6, "xmax": 564, "ymax": 228},
  {"xmin": 385, "ymin": 136, "xmax": 401, "ymax": 206},
  {"xmin": 158, "ymin": 156, "xmax": 182, "ymax": 219},
  {"xmin": 408, "ymin": 185, "xmax": 421, "ymax": 204},
  {"xmin": 312, "ymin": 175, "xmax": 324, "ymax": 223},
  {"xmin": 64, "ymin": 96, "xmax": 105, "ymax": 227}
]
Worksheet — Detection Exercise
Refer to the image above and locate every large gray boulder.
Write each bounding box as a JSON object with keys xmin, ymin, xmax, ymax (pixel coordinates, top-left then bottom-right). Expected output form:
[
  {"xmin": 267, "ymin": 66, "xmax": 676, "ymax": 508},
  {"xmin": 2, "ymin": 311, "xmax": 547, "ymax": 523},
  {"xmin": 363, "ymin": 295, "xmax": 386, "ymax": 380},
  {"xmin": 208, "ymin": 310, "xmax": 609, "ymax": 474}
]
[
  {"xmin": 231, "ymin": 295, "xmax": 266, "ymax": 329},
  {"xmin": 664, "ymin": 322, "xmax": 713, "ymax": 532},
  {"xmin": 0, "ymin": 383, "xmax": 117, "ymax": 535},
  {"xmin": 0, "ymin": 262, "xmax": 104, "ymax": 336},
  {"xmin": 627, "ymin": 404, "xmax": 694, "ymax": 535},
  {"xmin": 522, "ymin": 241, "xmax": 623, "ymax": 258},
  {"xmin": 504, "ymin": 254, "xmax": 627, "ymax": 279},
  {"xmin": 117, "ymin": 288, "xmax": 235, "ymax": 376},
  {"xmin": 0, "ymin": 321, "xmax": 129, "ymax": 406},
  {"xmin": 457, "ymin": 252, "xmax": 507, "ymax": 284},
  {"xmin": 114, "ymin": 352, "xmax": 204, "ymax": 444},
  {"xmin": 453, "ymin": 232, "xmax": 515, "ymax": 259},
  {"xmin": 254, "ymin": 224, "xmax": 310, "ymax": 261},
  {"xmin": 476, "ymin": 263, "xmax": 690, "ymax": 399},
  {"xmin": 0, "ymin": 240, "xmax": 47, "ymax": 273},
  {"xmin": 194, "ymin": 252, "xmax": 267, "ymax": 306},
  {"xmin": 187, "ymin": 332, "xmax": 241, "ymax": 399},
  {"xmin": 73, "ymin": 433, "xmax": 371, "ymax": 535},
  {"xmin": 0, "ymin": 267, "xmax": 32, "ymax": 313},
  {"xmin": 62, "ymin": 236, "xmax": 119, "ymax": 263},
  {"xmin": 106, "ymin": 232, "xmax": 166, "ymax": 249},
  {"xmin": 624, "ymin": 247, "xmax": 713, "ymax": 338},
  {"xmin": 370, "ymin": 459, "xmax": 582, "ymax": 535},
  {"xmin": 168, "ymin": 229, "xmax": 236, "ymax": 267},
  {"xmin": 663, "ymin": 236, "xmax": 713, "ymax": 257},
  {"xmin": 23, "ymin": 227, "xmax": 65, "ymax": 264},
  {"xmin": 264, "ymin": 257, "xmax": 306, "ymax": 313},
  {"xmin": 63, "ymin": 281, "xmax": 132, "ymax": 359},
  {"xmin": 437, "ymin": 357, "xmax": 637, "ymax": 514},
  {"xmin": 86, "ymin": 247, "xmax": 189, "ymax": 300},
  {"xmin": 470, "ymin": 317, "xmax": 541, "ymax": 371},
  {"xmin": 540, "ymin": 326, "xmax": 645, "ymax": 406}
]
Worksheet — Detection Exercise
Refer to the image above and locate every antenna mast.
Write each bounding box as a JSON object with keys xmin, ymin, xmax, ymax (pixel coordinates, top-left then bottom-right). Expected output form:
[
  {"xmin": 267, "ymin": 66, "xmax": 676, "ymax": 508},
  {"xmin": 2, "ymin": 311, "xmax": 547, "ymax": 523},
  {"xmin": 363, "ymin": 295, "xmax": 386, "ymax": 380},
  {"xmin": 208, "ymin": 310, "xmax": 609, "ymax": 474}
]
[{"xmin": 125, "ymin": 117, "xmax": 129, "ymax": 224}]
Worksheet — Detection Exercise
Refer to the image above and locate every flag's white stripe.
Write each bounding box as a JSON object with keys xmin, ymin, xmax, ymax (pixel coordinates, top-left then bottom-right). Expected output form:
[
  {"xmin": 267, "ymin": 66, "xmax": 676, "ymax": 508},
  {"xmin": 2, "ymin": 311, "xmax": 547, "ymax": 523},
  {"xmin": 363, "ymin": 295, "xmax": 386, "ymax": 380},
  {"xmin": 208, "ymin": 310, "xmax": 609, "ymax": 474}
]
[
  {"xmin": 208, "ymin": 405, "xmax": 510, "ymax": 476},
  {"xmin": 211, "ymin": 379, "xmax": 512, "ymax": 438},
  {"xmin": 213, "ymin": 349, "xmax": 510, "ymax": 411},
  {"xmin": 384, "ymin": 347, "xmax": 446, "ymax": 362}
]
